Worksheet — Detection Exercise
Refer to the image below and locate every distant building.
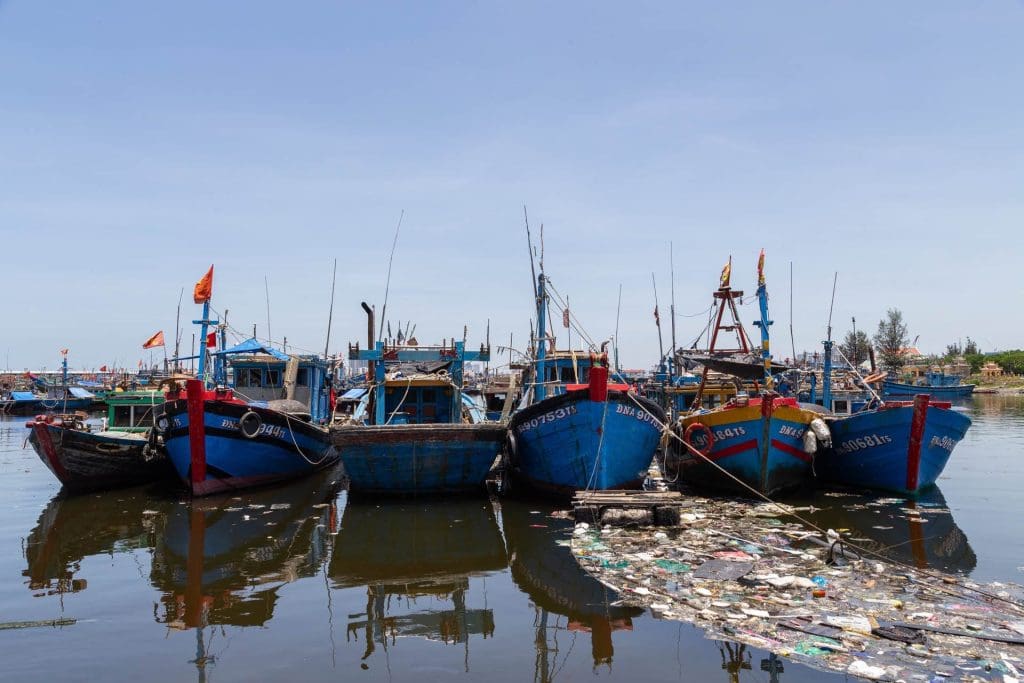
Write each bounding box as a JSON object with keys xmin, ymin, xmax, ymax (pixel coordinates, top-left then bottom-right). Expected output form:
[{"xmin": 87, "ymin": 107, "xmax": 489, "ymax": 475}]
[{"xmin": 981, "ymin": 362, "xmax": 1004, "ymax": 378}]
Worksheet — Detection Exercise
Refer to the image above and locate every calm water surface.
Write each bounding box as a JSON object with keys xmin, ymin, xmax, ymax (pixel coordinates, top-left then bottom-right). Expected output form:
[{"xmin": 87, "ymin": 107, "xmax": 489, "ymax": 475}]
[{"xmin": 0, "ymin": 395, "xmax": 1021, "ymax": 682}]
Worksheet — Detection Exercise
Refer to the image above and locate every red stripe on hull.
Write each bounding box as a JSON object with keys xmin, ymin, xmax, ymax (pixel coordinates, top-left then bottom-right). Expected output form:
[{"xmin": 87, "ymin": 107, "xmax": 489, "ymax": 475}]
[
  {"xmin": 709, "ymin": 439, "xmax": 758, "ymax": 462},
  {"xmin": 906, "ymin": 394, "xmax": 930, "ymax": 492},
  {"xmin": 34, "ymin": 424, "xmax": 69, "ymax": 483},
  {"xmin": 770, "ymin": 438, "xmax": 813, "ymax": 463}
]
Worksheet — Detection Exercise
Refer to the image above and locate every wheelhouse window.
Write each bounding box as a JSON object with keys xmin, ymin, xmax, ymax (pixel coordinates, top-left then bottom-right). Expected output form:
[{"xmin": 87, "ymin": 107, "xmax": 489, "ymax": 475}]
[
  {"xmin": 266, "ymin": 369, "xmax": 282, "ymax": 387},
  {"xmin": 235, "ymin": 368, "xmax": 261, "ymax": 388},
  {"xmin": 296, "ymin": 368, "xmax": 309, "ymax": 387}
]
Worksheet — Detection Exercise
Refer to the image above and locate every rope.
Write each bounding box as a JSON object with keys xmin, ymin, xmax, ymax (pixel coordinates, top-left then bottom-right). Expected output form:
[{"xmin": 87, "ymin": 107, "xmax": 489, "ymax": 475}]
[
  {"xmin": 384, "ymin": 377, "xmax": 414, "ymax": 425},
  {"xmin": 616, "ymin": 389, "xmax": 1024, "ymax": 613},
  {"xmin": 230, "ymin": 387, "xmax": 334, "ymax": 467}
]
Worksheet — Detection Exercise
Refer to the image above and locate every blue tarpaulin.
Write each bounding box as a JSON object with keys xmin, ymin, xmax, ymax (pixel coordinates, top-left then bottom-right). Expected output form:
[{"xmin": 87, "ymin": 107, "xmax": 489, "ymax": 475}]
[
  {"xmin": 341, "ymin": 388, "xmax": 367, "ymax": 400},
  {"xmin": 213, "ymin": 337, "xmax": 289, "ymax": 361},
  {"xmin": 11, "ymin": 391, "xmax": 36, "ymax": 400},
  {"xmin": 68, "ymin": 387, "xmax": 96, "ymax": 399}
]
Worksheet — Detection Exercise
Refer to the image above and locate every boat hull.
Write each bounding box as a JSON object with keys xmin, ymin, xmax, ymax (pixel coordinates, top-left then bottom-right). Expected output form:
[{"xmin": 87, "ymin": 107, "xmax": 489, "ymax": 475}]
[
  {"xmin": 162, "ymin": 399, "xmax": 338, "ymax": 496},
  {"xmin": 26, "ymin": 421, "xmax": 171, "ymax": 493},
  {"xmin": 331, "ymin": 423, "xmax": 505, "ymax": 496},
  {"xmin": 4, "ymin": 398, "xmax": 95, "ymax": 416},
  {"xmin": 817, "ymin": 402, "xmax": 972, "ymax": 495},
  {"xmin": 508, "ymin": 390, "xmax": 665, "ymax": 498},
  {"xmin": 664, "ymin": 401, "xmax": 817, "ymax": 497},
  {"xmin": 882, "ymin": 380, "xmax": 975, "ymax": 398}
]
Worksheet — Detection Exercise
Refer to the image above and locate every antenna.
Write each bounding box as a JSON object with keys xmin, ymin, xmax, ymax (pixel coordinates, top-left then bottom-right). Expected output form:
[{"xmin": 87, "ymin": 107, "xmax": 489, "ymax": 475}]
[
  {"xmin": 264, "ymin": 275, "xmax": 272, "ymax": 347},
  {"xmin": 378, "ymin": 210, "xmax": 404, "ymax": 342},
  {"xmin": 324, "ymin": 258, "xmax": 337, "ymax": 359},
  {"xmin": 789, "ymin": 261, "xmax": 796, "ymax": 363},
  {"xmin": 652, "ymin": 272, "xmax": 664, "ymax": 369},
  {"xmin": 669, "ymin": 242, "xmax": 677, "ymax": 373},
  {"xmin": 524, "ymin": 205, "xmax": 538, "ymax": 299},
  {"xmin": 826, "ymin": 272, "xmax": 838, "ymax": 342},
  {"xmin": 174, "ymin": 287, "xmax": 184, "ymax": 369}
]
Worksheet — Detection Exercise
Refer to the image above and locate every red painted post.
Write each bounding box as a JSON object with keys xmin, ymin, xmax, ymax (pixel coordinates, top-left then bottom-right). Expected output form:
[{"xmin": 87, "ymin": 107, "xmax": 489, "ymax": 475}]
[
  {"xmin": 186, "ymin": 379, "xmax": 207, "ymax": 488},
  {"xmin": 906, "ymin": 394, "xmax": 930, "ymax": 493},
  {"xmin": 589, "ymin": 365, "xmax": 609, "ymax": 402}
]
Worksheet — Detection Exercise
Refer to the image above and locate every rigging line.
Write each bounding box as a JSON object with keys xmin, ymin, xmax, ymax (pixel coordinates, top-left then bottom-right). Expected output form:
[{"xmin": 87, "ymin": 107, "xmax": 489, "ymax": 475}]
[
  {"xmin": 675, "ymin": 305, "xmax": 714, "ymax": 318},
  {"xmin": 265, "ymin": 275, "xmax": 272, "ymax": 347},
  {"xmin": 620, "ymin": 389, "xmax": 1024, "ymax": 613},
  {"xmin": 378, "ymin": 209, "xmax": 405, "ymax": 343},
  {"xmin": 544, "ymin": 280, "xmax": 598, "ymax": 349}
]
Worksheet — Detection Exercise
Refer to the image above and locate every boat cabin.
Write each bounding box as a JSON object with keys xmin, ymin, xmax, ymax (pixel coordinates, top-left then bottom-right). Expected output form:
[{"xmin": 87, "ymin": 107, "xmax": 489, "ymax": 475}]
[{"xmin": 105, "ymin": 391, "xmax": 165, "ymax": 433}]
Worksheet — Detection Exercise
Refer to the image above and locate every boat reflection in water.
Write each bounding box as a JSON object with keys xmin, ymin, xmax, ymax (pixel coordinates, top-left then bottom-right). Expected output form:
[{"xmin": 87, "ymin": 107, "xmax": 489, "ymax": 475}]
[
  {"xmin": 150, "ymin": 463, "xmax": 344, "ymax": 629},
  {"xmin": 330, "ymin": 499, "xmax": 507, "ymax": 670},
  {"xmin": 806, "ymin": 485, "xmax": 976, "ymax": 573},
  {"xmin": 23, "ymin": 484, "xmax": 175, "ymax": 598},
  {"xmin": 501, "ymin": 500, "xmax": 643, "ymax": 677}
]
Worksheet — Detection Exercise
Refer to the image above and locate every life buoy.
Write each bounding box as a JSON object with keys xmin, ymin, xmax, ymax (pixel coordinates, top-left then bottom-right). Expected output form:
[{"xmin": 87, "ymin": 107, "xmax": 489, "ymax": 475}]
[
  {"xmin": 239, "ymin": 411, "xmax": 263, "ymax": 438},
  {"xmin": 683, "ymin": 422, "xmax": 714, "ymax": 457}
]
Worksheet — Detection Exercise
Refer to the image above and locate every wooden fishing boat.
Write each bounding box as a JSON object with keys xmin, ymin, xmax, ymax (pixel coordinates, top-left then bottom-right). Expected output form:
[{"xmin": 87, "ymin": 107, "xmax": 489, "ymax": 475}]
[
  {"xmin": 817, "ymin": 394, "xmax": 971, "ymax": 495},
  {"xmin": 159, "ymin": 266, "xmax": 338, "ymax": 496},
  {"xmin": 25, "ymin": 390, "xmax": 171, "ymax": 493},
  {"xmin": 663, "ymin": 253, "xmax": 821, "ymax": 497},
  {"xmin": 506, "ymin": 269, "xmax": 665, "ymax": 498},
  {"xmin": 882, "ymin": 373, "xmax": 976, "ymax": 399},
  {"xmin": 333, "ymin": 304, "xmax": 503, "ymax": 496}
]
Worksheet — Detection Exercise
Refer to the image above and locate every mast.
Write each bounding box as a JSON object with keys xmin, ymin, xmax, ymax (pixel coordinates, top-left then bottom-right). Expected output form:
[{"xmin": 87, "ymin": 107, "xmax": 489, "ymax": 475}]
[
  {"xmin": 535, "ymin": 273, "xmax": 548, "ymax": 403},
  {"xmin": 822, "ymin": 272, "xmax": 839, "ymax": 410},
  {"xmin": 752, "ymin": 249, "xmax": 774, "ymax": 391}
]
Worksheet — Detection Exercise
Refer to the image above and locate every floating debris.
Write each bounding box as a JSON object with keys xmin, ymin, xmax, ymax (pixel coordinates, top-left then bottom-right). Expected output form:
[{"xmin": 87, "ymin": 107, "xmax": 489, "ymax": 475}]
[{"xmin": 571, "ymin": 494, "xmax": 1024, "ymax": 681}]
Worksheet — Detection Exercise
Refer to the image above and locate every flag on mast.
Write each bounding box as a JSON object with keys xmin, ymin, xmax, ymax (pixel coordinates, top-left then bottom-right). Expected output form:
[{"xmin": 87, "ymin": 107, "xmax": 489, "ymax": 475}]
[
  {"xmin": 142, "ymin": 331, "xmax": 166, "ymax": 349},
  {"xmin": 757, "ymin": 249, "xmax": 766, "ymax": 286},
  {"xmin": 654, "ymin": 305, "xmax": 661, "ymax": 327},
  {"xmin": 720, "ymin": 258, "xmax": 732, "ymax": 288},
  {"xmin": 193, "ymin": 265, "xmax": 214, "ymax": 304}
]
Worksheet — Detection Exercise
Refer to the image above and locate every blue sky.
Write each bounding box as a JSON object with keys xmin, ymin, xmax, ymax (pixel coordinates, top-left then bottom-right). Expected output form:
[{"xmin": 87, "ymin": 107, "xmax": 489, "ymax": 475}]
[{"xmin": 1, "ymin": 2, "xmax": 1021, "ymax": 371}]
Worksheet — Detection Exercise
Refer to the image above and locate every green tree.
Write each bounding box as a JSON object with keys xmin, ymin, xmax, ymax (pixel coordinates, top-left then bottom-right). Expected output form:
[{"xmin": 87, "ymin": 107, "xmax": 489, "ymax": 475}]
[
  {"xmin": 963, "ymin": 337, "xmax": 980, "ymax": 355},
  {"xmin": 839, "ymin": 330, "xmax": 871, "ymax": 367},
  {"xmin": 873, "ymin": 308, "xmax": 909, "ymax": 373}
]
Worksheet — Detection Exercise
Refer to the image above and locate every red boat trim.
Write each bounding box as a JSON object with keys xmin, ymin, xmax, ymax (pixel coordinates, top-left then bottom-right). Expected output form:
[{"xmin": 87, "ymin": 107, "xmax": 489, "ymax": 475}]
[
  {"xmin": 906, "ymin": 394, "xmax": 930, "ymax": 492},
  {"xmin": 186, "ymin": 379, "xmax": 207, "ymax": 487},
  {"xmin": 709, "ymin": 438, "xmax": 758, "ymax": 461},
  {"xmin": 770, "ymin": 438, "xmax": 813, "ymax": 463},
  {"xmin": 34, "ymin": 423, "xmax": 69, "ymax": 483}
]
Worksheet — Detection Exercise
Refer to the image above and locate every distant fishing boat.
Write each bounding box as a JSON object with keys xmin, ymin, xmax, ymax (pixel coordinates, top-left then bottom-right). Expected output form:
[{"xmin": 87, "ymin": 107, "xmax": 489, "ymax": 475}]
[
  {"xmin": 882, "ymin": 372, "xmax": 975, "ymax": 399},
  {"xmin": 663, "ymin": 253, "xmax": 822, "ymax": 497},
  {"xmin": 159, "ymin": 266, "xmax": 338, "ymax": 496},
  {"xmin": 506, "ymin": 263, "xmax": 665, "ymax": 497},
  {"xmin": 26, "ymin": 389, "xmax": 171, "ymax": 493},
  {"xmin": 332, "ymin": 303, "xmax": 505, "ymax": 496},
  {"xmin": 1, "ymin": 353, "xmax": 96, "ymax": 416}
]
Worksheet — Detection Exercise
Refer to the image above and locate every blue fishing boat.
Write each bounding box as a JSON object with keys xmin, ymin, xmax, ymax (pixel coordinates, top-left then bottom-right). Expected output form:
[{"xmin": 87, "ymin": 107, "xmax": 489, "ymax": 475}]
[
  {"xmin": 507, "ymin": 269, "xmax": 665, "ymax": 498},
  {"xmin": 332, "ymin": 303, "xmax": 504, "ymax": 496},
  {"xmin": 1, "ymin": 354, "xmax": 96, "ymax": 416},
  {"xmin": 814, "ymin": 342, "xmax": 972, "ymax": 495},
  {"xmin": 26, "ymin": 390, "xmax": 171, "ymax": 493},
  {"xmin": 159, "ymin": 266, "xmax": 338, "ymax": 496},
  {"xmin": 882, "ymin": 372, "xmax": 975, "ymax": 399},
  {"xmin": 662, "ymin": 253, "xmax": 822, "ymax": 497}
]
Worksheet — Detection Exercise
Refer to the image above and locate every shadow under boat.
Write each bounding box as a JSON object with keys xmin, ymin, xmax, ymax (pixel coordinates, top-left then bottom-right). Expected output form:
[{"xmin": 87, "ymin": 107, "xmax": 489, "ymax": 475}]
[
  {"xmin": 800, "ymin": 485, "xmax": 976, "ymax": 574},
  {"xmin": 150, "ymin": 463, "xmax": 345, "ymax": 629},
  {"xmin": 501, "ymin": 500, "xmax": 643, "ymax": 671},
  {"xmin": 22, "ymin": 483, "xmax": 177, "ymax": 597},
  {"xmin": 329, "ymin": 499, "xmax": 507, "ymax": 665}
]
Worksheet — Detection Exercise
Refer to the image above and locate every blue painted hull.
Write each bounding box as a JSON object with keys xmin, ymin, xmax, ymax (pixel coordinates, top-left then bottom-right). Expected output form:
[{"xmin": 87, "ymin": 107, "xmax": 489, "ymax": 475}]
[
  {"xmin": 332, "ymin": 423, "xmax": 505, "ymax": 496},
  {"xmin": 2, "ymin": 397, "xmax": 95, "ymax": 416},
  {"xmin": 817, "ymin": 404, "xmax": 972, "ymax": 495},
  {"xmin": 882, "ymin": 380, "xmax": 975, "ymax": 398},
  {"xmin": 163, "ymin": 399, "xmax": 338, "ymax": 496},
  {"xmin": 663, "ymin": 403, "xmax": 816, "ymax": 497},
  {"xmin": 508, "ymin": 390, "xmax": 665, "ymax": 497}
]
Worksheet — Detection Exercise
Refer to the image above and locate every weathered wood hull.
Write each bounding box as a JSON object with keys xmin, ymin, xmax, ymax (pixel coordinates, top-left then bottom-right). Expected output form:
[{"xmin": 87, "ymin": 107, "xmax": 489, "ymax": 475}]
[
  {"xmin": 26, "ymin": 421, "xmax": 172, "ymax": 493},
  {"xmin": 331, "ymin": 423, "xmax": 504, "ymax": 496}
]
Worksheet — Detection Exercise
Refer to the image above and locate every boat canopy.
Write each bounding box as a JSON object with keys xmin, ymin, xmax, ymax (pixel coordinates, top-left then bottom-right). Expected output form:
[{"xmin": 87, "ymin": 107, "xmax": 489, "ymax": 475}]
[
  {"xmin": 11, "ymin": 391, "xmax": 35, "ymax": 400},
  {"xmin": 213, "ymin": 337, "xmax": 289, "ymax": 361},
  {"xmin": 68, "ymin": 387, "xmax": 95, "ymax": 399}
]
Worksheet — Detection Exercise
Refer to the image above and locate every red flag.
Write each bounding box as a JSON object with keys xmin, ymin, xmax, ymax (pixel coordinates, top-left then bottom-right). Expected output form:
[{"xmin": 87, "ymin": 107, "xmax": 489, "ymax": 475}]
[
  {"xmin": 562, "ymin": 308, "xmax": 570, "ymax": 329},
  {"xmin": 137, "ymin": 359, "xmax": 143, "ymax": 368},
  {"xmin": 757, "ymin": 249, "xmax": 766, "ymax": 286},
  {"xmin": 60, "ymin": 348, "xmax": 69, "ymax": 357},
  {"xmin": 142, "ymin": 330, "xmax": 165, "ymax": 349},
  {"xmin": 206, "ymin": 332, "xmax": 217, "ymax": 348},
  {"xmin": 654, "ymin": 305, "xmax": 661, "ymax": 327},
  {"xmin": 193, "ymin": 265, "xmax": 214, "ymax": 304},
  {"xmin": 100, "ymin": 365, "xmax": 108, "ymax": 372}
]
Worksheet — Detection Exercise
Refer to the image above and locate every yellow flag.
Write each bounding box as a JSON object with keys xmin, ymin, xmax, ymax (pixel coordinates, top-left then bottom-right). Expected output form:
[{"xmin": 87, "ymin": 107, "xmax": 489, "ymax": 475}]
[
  {"xmin": 757, "ymin": 249, "xmax": 766, "ymax": 286},
  {"xmin": 719, "ymin": 259, "xmax": 732, "ymax": 288}
]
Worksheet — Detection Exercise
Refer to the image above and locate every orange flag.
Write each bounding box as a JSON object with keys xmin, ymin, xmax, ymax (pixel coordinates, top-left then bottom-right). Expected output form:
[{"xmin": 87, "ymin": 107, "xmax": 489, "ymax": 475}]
[
  {"xmin": 757, "ymin": 249, "xmax": 766, "ymax": 286},
  {"xmin": 142, "ymin": 331, "xmax": 166, "ymax": 349},
  {"xmin": 719, "ymin": 258, "xmax": 732, "ymax": 288},
  {"xmin": 193, "ymin": 265, "xmax": 214, "ymax": 304}
]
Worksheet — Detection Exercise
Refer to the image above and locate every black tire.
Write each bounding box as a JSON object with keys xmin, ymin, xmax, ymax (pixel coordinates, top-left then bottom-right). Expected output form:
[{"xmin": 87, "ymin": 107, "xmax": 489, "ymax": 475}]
[
  {"xmin": 239, "ymin": 411, "xmax": 263, "ymax": 439},
  {"xmin": 154, "ymin": 415, "xmax": 170, "ymax": 436}
]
